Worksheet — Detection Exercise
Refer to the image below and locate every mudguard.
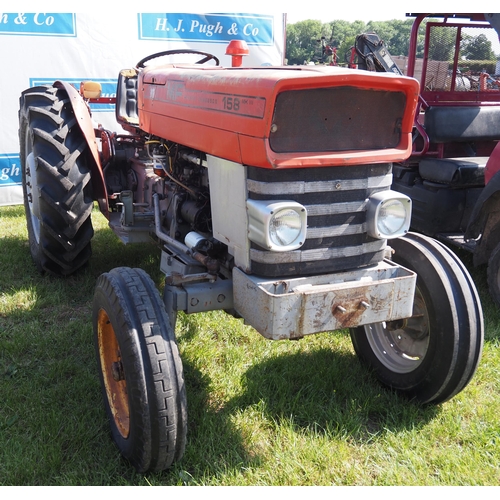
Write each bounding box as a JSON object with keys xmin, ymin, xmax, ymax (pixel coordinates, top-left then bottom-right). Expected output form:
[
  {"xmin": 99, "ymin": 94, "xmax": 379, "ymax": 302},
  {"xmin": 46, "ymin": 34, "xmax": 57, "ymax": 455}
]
[
  {"xmin": 465, "ymin": 147, "xmax": 500, "ymax": 264},
  {"xmin": 54, "ymin": 80, "xmax": 108, "ymax": 217}
]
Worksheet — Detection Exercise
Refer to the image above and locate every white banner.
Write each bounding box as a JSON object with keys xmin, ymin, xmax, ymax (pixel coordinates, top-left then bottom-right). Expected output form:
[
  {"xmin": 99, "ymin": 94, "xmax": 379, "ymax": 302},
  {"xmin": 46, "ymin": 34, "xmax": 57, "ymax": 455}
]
[{"xmin": 0, "ymin": 12, "xmax": 285, "ymax": 206}]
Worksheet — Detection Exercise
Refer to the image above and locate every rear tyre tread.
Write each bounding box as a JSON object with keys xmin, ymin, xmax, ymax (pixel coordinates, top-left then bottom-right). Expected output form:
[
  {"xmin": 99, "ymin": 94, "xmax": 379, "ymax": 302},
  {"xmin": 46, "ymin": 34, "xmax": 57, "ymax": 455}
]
[
  {"xmin": 487, "ymin": 241, "xmax": 500, "ymax": 308},
  {"xmin": 19, "ymin": 85, "xmax": 94, "ymax": 276}
]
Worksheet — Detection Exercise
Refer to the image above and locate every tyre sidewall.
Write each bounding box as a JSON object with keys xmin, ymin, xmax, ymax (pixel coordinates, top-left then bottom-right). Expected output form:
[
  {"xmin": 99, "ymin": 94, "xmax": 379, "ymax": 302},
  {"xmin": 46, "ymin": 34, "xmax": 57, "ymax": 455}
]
[{"xmin": 19, "ymin": 109, "xmax": 44, "ymax": 272}]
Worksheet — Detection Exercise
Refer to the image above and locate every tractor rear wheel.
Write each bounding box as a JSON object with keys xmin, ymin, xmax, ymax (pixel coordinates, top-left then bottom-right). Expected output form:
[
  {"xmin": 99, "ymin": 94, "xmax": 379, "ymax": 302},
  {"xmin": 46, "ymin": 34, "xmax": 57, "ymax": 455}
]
[
  {"xmin": 19, "ymin": 85, "xmax": 94, "ymax": 276},
  {"xmin": 487, "ymin": 241, "xmax": 500, "ymax": 307},
  {"xmin": 93, "ymin": 267, "xmax": 187, "ymax": 472},
  {"xmin": 350, "ymin": 232, "xmax": 483, "ymax": 404}
]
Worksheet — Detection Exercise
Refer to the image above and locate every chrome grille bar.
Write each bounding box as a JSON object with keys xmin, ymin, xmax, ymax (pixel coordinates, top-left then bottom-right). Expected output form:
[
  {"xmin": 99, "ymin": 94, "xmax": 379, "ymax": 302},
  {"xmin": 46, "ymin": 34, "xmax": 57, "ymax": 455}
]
[{"xmin": 247, "ymin": 173, "xmax": 392, "ymax": 195}]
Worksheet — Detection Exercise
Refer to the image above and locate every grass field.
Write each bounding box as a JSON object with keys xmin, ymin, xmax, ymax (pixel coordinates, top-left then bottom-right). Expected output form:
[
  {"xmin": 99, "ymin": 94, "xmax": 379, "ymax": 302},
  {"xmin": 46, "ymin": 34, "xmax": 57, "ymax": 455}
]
[{"xmin": 1, "ymin": 203, "xmax": 499, "ymax": 486}]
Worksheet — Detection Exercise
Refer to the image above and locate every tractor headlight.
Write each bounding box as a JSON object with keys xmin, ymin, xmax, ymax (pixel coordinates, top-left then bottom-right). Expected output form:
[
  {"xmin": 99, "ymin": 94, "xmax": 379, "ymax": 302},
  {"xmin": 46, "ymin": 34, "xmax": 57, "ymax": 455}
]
[
  {"xmin": 247, "ymin": 199, "xmax": 307, "ymax": 251},
  {"xmin": 366, "ymin": 191, "xmax": 412, "ymax": 239}
]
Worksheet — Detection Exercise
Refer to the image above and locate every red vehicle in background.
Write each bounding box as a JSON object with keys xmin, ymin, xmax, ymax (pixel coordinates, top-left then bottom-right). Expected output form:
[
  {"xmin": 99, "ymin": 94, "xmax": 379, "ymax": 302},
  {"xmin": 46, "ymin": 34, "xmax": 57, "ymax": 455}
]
[{"xmin": 355, "ymin": 13, "xmax": 500, "ymax": 306}]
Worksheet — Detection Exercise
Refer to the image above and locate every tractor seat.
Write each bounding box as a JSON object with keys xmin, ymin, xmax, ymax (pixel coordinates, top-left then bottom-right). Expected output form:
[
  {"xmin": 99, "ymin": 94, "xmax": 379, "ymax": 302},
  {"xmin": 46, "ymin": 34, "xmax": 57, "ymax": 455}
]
[
  {"xmin": 424, "ymin": 105, "xmax": 500, "ymax": 143},
  {"xmin": 418, "ymin": 157, "xmax": 487, "ymax": 188}
]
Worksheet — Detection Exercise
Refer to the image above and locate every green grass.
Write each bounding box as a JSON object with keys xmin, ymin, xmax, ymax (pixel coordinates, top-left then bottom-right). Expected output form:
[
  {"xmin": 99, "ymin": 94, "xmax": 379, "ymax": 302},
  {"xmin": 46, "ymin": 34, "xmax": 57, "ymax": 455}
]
[{"xmin": 1, "ymin": 204, "xmax": 499, "ymax": 485}]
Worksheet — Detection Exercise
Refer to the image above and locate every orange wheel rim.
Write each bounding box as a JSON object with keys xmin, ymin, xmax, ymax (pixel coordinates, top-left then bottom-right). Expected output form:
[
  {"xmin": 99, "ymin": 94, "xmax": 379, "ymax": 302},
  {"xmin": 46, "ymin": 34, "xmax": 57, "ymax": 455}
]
[{"xmin": 97, "ymin": 309, "xmax": 130, "ymax": 438}]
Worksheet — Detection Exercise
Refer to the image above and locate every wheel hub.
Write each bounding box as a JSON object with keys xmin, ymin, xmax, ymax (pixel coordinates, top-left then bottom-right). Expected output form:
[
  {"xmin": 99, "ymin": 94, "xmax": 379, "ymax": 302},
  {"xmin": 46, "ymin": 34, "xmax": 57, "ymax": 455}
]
[
  {"xmin": 25, "ymin": 151, "xmax": 41, "ymax": 243},
  {"xmin": 97, "ymin": 309, "xmax": 130, "ymax": 439},
  {"xmin": 365, "ymin": 287, "xmax": 430, "ymax": 373},
  {"xmin": 112, "ymin": 361, "xmax": 125, "ymax": 381}
]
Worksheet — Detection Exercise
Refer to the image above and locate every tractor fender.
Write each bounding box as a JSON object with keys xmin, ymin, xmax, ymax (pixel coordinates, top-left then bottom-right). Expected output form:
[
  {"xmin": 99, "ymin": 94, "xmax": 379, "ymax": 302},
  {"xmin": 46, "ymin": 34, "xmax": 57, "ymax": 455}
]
[
  {"xmin": 54, "ymin": 80, "xmax": 109, "ymax": 218},
  {"xmin": 465, "ymin": 150, "xmax": 500, "ymax": 265}
]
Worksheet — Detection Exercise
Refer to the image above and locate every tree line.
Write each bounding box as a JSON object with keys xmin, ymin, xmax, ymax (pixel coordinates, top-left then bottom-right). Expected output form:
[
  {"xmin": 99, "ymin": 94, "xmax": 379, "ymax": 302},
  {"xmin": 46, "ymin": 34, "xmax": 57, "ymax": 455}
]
[{"xmin": 285, "ymin": 18, "xmax": 498, "ymax": 67}]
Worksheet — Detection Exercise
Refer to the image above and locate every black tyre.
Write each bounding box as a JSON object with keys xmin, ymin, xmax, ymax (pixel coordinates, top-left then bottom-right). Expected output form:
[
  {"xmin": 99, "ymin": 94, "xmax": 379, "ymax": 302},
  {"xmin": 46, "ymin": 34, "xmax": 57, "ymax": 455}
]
[
  {"xmin": 19, "ymin": 85, "xmax": 94, "ymax": 276},
  {"xmin": 350, "ymin": 232, "xmax": 483, "ymax": 404},
  {"xmin": 487, "ymin": 241, "xmax": 500, "ymax": 307},
  {"xmin": 93, "ymin": 267, "xmax": 187, "ymax": 472}
]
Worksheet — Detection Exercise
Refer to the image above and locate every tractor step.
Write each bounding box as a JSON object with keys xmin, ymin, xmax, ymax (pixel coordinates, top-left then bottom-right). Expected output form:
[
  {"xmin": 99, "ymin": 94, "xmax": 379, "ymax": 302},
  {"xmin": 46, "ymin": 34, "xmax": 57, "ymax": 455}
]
[{"xmin": 436, "ymin": 233, "xmax": 477, "ymax": 252}]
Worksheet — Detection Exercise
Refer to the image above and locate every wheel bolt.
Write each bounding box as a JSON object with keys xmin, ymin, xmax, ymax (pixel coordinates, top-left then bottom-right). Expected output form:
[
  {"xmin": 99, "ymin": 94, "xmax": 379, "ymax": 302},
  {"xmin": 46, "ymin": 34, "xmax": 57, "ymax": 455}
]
[{"xmin": 111, "ymin": 361, "xmax": 125, "ymax": 381}]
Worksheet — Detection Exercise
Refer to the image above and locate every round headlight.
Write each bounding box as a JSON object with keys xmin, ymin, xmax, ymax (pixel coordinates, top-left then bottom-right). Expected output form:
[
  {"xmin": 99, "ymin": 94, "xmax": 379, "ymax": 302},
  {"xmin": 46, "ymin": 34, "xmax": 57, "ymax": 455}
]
[
  {"xmin": 270, "ymin": 209, "xmax": 303, "ymax": 246},
  {"xmin": 378, "ymin": 199, "xmax": 407, "ymax": 236}
]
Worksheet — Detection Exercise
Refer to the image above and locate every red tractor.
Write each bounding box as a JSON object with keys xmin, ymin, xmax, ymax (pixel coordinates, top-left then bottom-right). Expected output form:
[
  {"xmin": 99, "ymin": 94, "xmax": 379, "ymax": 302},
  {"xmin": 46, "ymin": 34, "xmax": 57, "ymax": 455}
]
[
  {"xmin": 19, "ymin": 41, "xmax": 483, "ymax": 472},
  {"xmin": 354, "ymin": 13, "xmax": 500, "ymax": 307}
]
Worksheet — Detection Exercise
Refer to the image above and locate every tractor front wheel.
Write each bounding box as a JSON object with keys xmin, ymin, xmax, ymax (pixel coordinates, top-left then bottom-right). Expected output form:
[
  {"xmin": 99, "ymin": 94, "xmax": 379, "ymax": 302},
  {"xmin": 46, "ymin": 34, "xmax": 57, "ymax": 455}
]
[
  {"xmin": 350, "ymin": 232, "xmax": 483, "ymax": 404},
  {"xmin": 93, "ymin": 267, "xmax": 187, "ymax": 472}
]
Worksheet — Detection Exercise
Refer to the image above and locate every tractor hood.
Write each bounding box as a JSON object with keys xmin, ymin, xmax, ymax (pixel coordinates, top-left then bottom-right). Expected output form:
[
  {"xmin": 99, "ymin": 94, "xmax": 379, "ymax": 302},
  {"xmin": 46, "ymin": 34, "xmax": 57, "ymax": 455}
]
[{"xmin": 138, "ymin": 64, "xmax": 420, "ymax": 169}]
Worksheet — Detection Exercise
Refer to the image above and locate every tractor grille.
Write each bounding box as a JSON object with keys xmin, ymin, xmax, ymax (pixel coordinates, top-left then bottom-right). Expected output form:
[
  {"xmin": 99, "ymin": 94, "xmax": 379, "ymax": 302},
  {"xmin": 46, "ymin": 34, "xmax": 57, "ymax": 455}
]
[
  {"xmin": 247, "ymin": 163, "xmax": 392, "ymax": 277},
  {"xmin": 269, "ymin": 87, "xmax": 406, "ymax": 153}
]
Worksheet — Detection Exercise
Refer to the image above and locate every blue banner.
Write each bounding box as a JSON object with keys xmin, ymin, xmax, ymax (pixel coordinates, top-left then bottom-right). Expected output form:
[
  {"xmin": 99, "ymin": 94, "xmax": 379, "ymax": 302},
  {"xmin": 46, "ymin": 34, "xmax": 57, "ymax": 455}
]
[
  {"xmin": 138, "ymin": 13, "xmax": 274, "ymax": 45},
  {"xmin": 0, "ymin": 154, "xmax": 21, "ymax": 187},
  {"xmin": 0, "ymin": 13, "xmax": 76, "ymax": 36}
]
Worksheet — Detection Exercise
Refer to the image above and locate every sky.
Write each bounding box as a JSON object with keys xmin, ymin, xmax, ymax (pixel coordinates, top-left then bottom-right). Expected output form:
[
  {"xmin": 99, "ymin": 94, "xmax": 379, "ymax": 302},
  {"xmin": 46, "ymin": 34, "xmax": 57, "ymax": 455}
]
[
  {"xmin": 285, "ymin": 8, "xmax": 408, "ymax": 24},
  {"xmin": 15, "ymin": 0, "xmax": 500, "ymax": 23},
  {"xmin": 285, "ymin": 2, "xmax": 500, "ymax": 24}
]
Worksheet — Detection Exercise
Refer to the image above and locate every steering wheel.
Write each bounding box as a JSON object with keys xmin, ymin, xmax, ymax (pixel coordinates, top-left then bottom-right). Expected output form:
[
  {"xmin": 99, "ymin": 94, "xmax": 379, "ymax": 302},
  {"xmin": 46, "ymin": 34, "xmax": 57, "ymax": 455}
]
[{"xmin": 136, "ymin": 49, "xmax": 220, "ymax": 69}]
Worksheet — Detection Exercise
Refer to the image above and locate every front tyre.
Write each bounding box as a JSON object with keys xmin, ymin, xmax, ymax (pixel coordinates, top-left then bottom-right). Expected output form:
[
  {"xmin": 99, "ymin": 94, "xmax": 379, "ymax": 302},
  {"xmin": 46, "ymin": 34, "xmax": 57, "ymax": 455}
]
[
  {"xmin": 93, "ymin": 267, "xmax": 187, "ymax": 472},
  {"xmin": 19, "ymin": 85, "xmax": 94, "ymax": 276},
  {"xmin": 350, "ymin": 232, "xmax": 483, "ymax": 404}
]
